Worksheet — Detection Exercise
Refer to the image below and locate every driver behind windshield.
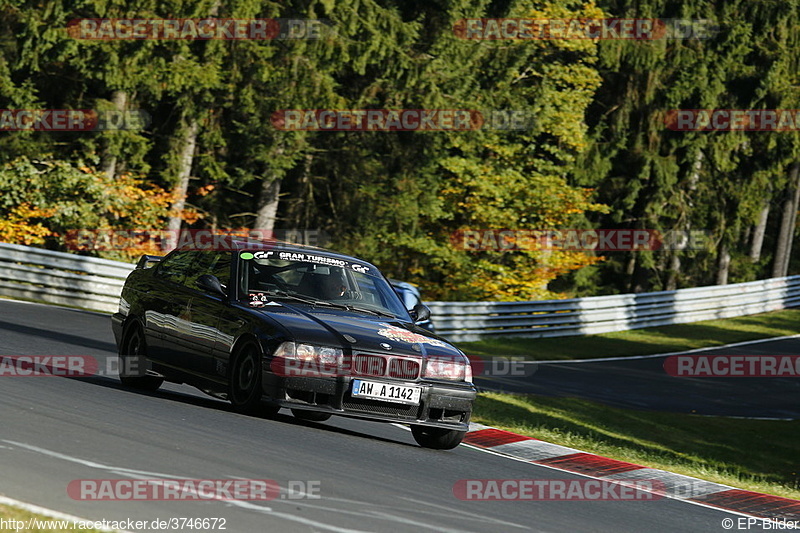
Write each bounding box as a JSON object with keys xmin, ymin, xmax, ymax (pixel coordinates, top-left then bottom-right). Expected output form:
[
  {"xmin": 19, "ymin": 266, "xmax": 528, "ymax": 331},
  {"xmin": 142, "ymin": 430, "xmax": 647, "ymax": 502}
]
[{"xmin": 317, "ymin": 269, "xmax": 347, "ymax": 300}]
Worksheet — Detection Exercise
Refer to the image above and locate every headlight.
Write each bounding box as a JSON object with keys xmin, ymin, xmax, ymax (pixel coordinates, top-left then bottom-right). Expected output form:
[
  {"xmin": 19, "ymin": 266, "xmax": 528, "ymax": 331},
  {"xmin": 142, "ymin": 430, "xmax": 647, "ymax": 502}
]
[
  {"xmin": 272, "ymin": 341, "xmax": 343, "ymax": 377},
  {"xmin": 423, "ymin": 354, "xmax": 471, "ymax": 382}
]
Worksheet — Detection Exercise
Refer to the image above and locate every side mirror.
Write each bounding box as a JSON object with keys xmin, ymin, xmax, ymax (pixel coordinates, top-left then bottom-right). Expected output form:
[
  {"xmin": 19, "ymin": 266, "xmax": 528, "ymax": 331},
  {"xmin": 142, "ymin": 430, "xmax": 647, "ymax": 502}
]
[
  {"xmin": 410, "ymin": 303, "xmax": 431, "ymax": 324},
  {"xmin": 196, "ymin": 274, "xmax": 227, "ymax": 298}
]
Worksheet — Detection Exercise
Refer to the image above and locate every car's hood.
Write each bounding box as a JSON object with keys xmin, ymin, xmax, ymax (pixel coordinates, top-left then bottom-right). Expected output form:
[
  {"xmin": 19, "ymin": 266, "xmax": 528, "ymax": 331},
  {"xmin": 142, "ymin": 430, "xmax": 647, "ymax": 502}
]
[{"xmin": 251, "ymin": 302, "xmax": 460, "ymax": 358}]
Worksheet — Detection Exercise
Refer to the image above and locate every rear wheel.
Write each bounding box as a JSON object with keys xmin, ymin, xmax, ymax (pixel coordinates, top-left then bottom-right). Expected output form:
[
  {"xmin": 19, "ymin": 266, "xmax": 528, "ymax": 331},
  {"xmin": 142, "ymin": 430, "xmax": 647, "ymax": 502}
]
[
  {"xmin": 119, "ymin": 323, "xmax": 163, "ymax": 391},
  {"xmin": 229, "ymin": 342, "xmax": 263, "ymax": 413},
  {"xmin": 291, "ymin": 409, "xmax": 332, "ymax": 422},
  {"xmin": 411, "ymin": 425, "xmax": 465, "ymax": 450}
]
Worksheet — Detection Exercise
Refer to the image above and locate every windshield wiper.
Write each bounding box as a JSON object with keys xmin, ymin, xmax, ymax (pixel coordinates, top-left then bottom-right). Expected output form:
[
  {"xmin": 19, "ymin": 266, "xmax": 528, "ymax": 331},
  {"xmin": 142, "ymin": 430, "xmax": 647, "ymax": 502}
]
[
  {"xmin": 346, "ymin": 305, "xmax": 396, "ymax": 318},
  {"xmin": 264, "ymin": 291, "xmax": 397, "ymax": 317},
  {"xmin": 268, "ymin": 291, "xmax": 349, "ymax": 309}
]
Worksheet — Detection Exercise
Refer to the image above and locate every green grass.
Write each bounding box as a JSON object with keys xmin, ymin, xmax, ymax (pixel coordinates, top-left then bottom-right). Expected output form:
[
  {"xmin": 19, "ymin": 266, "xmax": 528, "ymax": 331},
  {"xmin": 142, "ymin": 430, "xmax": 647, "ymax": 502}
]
[
  {"xmin": 459, "ymin": 309, "xmax": 800, "ymax": 360},
  {"xmin": 463, "ymin": 309, "xmax": 800, "ymax": 499},
  {"xmin": 472, "ymin": 392, "xmax": 800, "ymax": 500},
  {"xmin": 0, "ymin": 505, "xmax": 105, "ymax": 532}
]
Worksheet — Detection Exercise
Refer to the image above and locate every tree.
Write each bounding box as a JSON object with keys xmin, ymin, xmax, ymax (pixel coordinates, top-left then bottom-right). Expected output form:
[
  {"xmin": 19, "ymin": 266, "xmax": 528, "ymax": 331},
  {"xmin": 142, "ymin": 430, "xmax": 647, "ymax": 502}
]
[
  {"xmin": 0, "ymin": 156, "xmax": 171, "ymax": 260},
  {"xmin": 580, "ymin": 0, "xmax": 800, "ymax": 292},
  {"xmin": 293, "ymin": 0, "xmax": 609, "ymax": 300}
]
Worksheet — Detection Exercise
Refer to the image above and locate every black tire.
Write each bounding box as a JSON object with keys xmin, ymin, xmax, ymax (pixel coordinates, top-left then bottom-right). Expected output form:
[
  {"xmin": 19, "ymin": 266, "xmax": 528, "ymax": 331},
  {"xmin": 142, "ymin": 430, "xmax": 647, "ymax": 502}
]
[
  {"xmin": 291, "ymin": 409, "xmax": 332, "ymax": 422},
  {"xmin": 229, "ymin": 342, "xmax": 263, "ymax": 413},
  {"xmin": 411, "ymin": 425, "xmax": 465, "ymax": 450},
  {"xmin": 119, "ymin": 323, "xmax": 163, "ymax": 391}
]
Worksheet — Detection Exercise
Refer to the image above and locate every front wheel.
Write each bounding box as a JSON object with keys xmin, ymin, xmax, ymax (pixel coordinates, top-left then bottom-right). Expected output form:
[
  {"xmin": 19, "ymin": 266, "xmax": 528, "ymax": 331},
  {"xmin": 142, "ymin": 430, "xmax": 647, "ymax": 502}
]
[
  {"xmin": 119, "ymin": 324, "xmax": 163, "ymax": 391},
  {"xmin": 229, "ymin": 342, "xmax": 263, "ymax": 413},
  {"xmin": 411, "ymin": 425, "xmax": 465, "ymax": 450}
]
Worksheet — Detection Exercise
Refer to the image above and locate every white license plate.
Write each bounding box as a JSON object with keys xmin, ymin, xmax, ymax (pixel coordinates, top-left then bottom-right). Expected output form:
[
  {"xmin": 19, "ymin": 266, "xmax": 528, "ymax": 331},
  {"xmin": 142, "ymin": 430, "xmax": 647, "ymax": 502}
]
[{"xmin": 351, "ymin": 379, "xmax": 422, "ymax": 405}]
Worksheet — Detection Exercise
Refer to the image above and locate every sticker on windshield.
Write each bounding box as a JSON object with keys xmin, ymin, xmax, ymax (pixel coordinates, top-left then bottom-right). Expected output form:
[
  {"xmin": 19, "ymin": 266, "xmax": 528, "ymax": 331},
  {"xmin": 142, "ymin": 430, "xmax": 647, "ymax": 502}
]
[
  {"xmin": 249, "ymin": 292, "xmax": 279, "ymax": 307},
  {"xmin": 376, "ymin": 323, "xmax": 446, "ymax": 347},
  {"xmin": 251, "ymin": 250, "xmax": 371, "ymax": 273}
]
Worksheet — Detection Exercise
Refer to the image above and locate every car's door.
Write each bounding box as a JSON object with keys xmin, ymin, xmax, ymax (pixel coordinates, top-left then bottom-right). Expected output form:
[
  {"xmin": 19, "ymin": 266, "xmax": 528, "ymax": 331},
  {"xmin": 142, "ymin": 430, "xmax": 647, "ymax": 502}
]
[
  {"xmin": 144, "ymin": 250, "xmax": 197, "ymax": 369},
  {"xmin": 182, "ymin": 251, "xmax": 235, "ymax": 380}
]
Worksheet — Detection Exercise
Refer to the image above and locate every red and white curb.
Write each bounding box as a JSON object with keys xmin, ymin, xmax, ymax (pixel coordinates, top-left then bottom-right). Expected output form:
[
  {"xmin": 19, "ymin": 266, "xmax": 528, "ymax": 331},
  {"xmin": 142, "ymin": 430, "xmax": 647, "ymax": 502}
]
[{"xmin": 463, "ymin": 423, "xmax": 800, "ymax": 520}]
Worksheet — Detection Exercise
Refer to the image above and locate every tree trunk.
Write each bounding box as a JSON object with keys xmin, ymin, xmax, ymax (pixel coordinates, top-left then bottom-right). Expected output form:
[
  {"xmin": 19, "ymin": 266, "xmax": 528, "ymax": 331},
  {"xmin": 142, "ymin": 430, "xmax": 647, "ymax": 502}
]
[
  {"xmin": 253, "ymin": 146, "xmax": 289, "ymax": 233},
  {"xmin": 167, "ymin": 117, "xmax": 199, "ymax": 241},
  {"xmin": 624, "ymin": 254, "xmax": 636, "ymax": 292},
  {"xmin": 772, "ymin": 162, "xmax": 800, "ymax": 277},
  {"xmin": 254, "ymin": 179, "xmax": 281, "ymax": 233},
  {"xmin": 626, "ymin": 254, "xmax": 648, "ymax": 293},
  {"xmin": 666, "ymin": 150, "xmax": 703, "ymax": 290},
  {"xmin": 665, "ymin": 253, "xmax": 680, "ymax": 290},
  {"xmin": 254, "ymin": 147, "xmax": 314, "ymax": 232},
  {"xmin": 749, "ymin": 201, "xmax": 769, "ymax": 262},
  {"xmin": 784, "ymin": 165, "xmax": 800, "ymax": 275},
  {"xmin": 100, "ymin": 90, "xmax": 127, "ymax": 180},
  {"xmin": 716, "ymin": 244, "xmax": 730, "ymax": 285}
]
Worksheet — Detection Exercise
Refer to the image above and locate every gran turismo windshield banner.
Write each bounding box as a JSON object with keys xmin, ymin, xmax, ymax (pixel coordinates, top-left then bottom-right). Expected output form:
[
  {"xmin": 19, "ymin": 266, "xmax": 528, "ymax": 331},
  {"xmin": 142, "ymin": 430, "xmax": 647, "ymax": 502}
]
[{"xmin": 244, "ymin": 250, "xmax": 373, "ymax": 275}]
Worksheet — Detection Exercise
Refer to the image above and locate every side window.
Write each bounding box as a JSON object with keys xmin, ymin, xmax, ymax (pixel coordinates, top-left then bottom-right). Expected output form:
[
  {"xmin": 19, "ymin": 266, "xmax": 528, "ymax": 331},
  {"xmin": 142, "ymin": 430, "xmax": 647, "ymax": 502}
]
[
  {"xmin": 155, "ymin": 251, "xmax": 196, "ymax": 285},
  {"xmin": 180, "ymin": 252, "xmax": 216, "ymax": 289},
  {"xmin": 156, "ymin": 251, "xmax": 221, "ymax": 290},
  {"xmin": 208, "ymin": 252, "xmax": 231, "ymax": 289}
]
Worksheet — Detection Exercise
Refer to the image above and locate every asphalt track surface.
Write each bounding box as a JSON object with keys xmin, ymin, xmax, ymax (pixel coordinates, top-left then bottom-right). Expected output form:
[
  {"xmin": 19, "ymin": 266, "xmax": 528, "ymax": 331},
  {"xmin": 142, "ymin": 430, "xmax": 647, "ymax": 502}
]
[
  {"xmin": 0, "ymin": 299, "xmax": 754, "ymax": 532},
  {"xmin": 475, "ymin": 338, "xmax": 800, "ymax": 419}
]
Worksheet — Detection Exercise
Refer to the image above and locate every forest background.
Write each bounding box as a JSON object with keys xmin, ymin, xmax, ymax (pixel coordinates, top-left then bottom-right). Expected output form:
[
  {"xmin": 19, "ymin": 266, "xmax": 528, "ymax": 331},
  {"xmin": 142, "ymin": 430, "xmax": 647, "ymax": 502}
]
[{"xmin": 2, "ymin": 0, "xmax": 798, "ymax": 302}]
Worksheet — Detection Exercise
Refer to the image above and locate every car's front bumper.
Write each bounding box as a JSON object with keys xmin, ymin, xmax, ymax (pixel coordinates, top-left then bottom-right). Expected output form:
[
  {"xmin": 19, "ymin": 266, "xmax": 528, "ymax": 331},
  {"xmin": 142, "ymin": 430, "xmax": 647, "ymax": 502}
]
[{"xmin": 262, "ymin": 371, "xmax": 476, "ymax": 431}]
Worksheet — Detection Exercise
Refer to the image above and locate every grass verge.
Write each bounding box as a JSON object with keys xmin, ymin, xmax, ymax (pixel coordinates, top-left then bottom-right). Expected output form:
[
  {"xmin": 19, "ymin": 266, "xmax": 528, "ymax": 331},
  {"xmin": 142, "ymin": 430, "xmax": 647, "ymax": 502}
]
[
  {"xmin": 0, "ymin": 504, "xmax": 104, "ymax": 532},
  {"xmin": 472, "ymin": 391, "xmax": 800, "ymax": 500},
  {"xmin": 459, "ymin": 309, "xmax": 800, "ymax": 360}
]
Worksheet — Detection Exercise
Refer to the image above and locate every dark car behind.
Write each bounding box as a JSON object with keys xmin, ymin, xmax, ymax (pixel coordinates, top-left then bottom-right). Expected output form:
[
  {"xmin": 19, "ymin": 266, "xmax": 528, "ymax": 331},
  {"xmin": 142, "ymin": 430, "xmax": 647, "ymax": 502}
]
[{"xmin": 390, "ymin": 280, "xmax": 435, "ymax": 332}]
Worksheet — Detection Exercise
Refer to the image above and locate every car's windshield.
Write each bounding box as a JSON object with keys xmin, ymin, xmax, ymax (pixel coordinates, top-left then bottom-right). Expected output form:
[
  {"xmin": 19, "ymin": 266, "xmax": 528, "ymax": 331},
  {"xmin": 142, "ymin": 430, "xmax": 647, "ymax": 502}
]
[{"xmin": 238, "ymin": 249, "xmax": 408, "ymax": 318}]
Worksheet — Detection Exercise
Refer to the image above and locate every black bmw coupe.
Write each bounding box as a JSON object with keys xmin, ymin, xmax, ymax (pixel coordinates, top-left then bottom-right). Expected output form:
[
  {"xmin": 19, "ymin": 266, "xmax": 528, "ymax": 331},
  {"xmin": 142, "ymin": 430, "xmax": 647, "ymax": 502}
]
[{"xmin": 111, "ymin": 239, "xmax": 476, "ymax": 449}]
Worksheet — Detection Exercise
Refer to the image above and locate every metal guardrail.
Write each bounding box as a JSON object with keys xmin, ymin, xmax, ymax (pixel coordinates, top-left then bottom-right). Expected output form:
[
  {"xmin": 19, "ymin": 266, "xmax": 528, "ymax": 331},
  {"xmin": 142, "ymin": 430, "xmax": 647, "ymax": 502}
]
[
  {"xmin": 428, "ymin": 277, "xmax": 800, "ymax": 341},
  {"xmin": 0, "ymin": 242, "xmax": 134, "ymax": 313},
  {"xmin": 1, "ymin": 242, "xmax": 799, "ymax": 340}
]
